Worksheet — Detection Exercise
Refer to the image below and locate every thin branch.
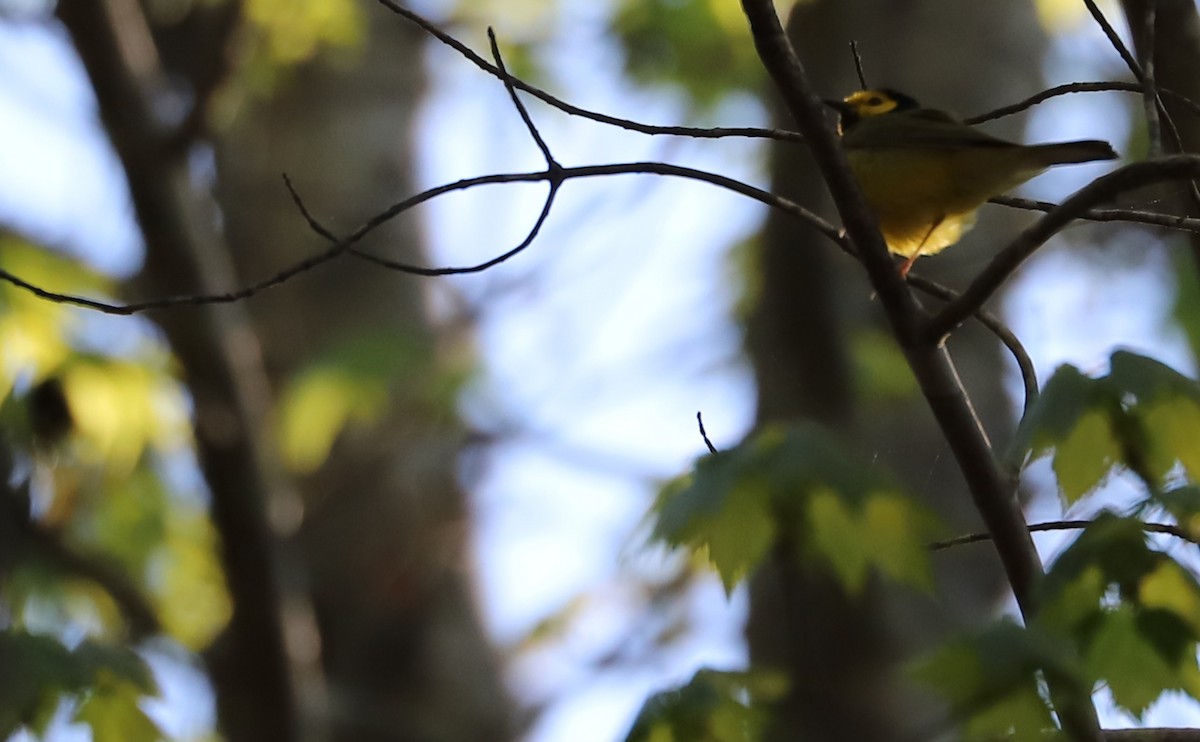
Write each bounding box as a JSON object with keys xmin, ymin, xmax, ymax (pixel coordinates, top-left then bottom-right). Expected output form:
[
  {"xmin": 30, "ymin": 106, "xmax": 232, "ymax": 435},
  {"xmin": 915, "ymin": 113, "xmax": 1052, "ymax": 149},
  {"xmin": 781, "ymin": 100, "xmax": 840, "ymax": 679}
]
[
  {"xmin": 1104, "ymin": 731, "xmax": 1200, "ymax": 742},
  {"xmin": 964, "ymin": 80, "xmax": 1200, "ymax": 125},
  {"xmin": 0, "ymin": 162, "xmax": 839, "ymax": 314},
  {"xmin": 487, "ymin": 27, "xmax": 557, "ymax": 168},
  {"xmin": 696, "ymin": 412, "xmax": 719, "ymax": 455},
  {"xmin": 906, "ymin": 275, "xmax": 1039, "ymax": 418},
  {"xmin": 350, "ymin": 182, "xmax": 560, "ymax": 275},
  {"xmin": 1138, "ymin": 0, "xmax": 1163, "ymax": 155},
  {"xmin": 1083, "ymin": 0, "xmax": 1200, "ymax": 207},
  {"xmin": 372, "ymin": 0, "xmax": 804, "ymax": 144},
  {"xmin": 1084, "ymin": 0, "xmax": 1144, "ymax": 79},
  {"xmin": 930, "ymin": 518, "xmax": 1196, "ymax": 550},
  {"xmin": 991, "ymin": 195, "xmax": 1200, "ymax": 233},
  {"xmin": 928, "ymin": 155, "xmax": 1200, "ymax": 341},
  {"xmin": 849, "ymin": 41, "xmax": 867, "ymax": 88}
]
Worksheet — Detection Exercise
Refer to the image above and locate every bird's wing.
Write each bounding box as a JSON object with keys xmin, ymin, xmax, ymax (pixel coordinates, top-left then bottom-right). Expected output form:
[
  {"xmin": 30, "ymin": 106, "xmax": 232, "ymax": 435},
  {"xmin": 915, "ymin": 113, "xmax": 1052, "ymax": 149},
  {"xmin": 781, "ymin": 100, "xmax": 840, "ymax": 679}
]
[{"xmin": 843, "ymin": 109, "xmax": 1020, "ymax": 150}]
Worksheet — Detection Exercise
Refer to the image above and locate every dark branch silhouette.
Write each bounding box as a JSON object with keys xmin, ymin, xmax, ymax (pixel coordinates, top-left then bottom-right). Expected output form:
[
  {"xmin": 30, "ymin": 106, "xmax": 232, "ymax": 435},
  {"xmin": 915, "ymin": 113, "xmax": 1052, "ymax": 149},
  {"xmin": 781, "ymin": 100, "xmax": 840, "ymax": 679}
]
[
  {"xmin": 930, "ymin": 518, "xmax": 1197, "ymax": 551},
  {"xmin": 928, "ymin": 156, "xmax": 1200, "ymax": 341}
]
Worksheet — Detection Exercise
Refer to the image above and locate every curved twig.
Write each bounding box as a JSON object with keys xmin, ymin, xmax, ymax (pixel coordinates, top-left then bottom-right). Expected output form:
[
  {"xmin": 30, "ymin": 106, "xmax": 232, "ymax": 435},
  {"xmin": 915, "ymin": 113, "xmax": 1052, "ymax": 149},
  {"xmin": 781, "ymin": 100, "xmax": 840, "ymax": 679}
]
[
  {"xmin": 906, "ymin": 275, "xmax": 1039, "ymax": 417},
  {"xmin": 349, "ymin": 181, "xmax": 560, "ymax": 276}
]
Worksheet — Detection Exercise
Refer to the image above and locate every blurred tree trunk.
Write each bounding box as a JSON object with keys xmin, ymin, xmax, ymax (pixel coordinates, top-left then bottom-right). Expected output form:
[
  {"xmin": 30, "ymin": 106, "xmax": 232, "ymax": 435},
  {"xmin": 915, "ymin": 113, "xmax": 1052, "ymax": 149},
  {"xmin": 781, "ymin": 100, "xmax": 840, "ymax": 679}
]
[
  {"xmin": 1120, "ymin": 0, "xmax": 1200, "ymax": 312},
  {"xmin": 744, "ymin": 2, "xmax": 1047, "ymax": 739},
  {"xmin": 210, "ymin": 6, "xmax": 514, "ymax": 742},
  {"xmin": 62, "ymin": 1, "xmax": 513, "ymax": 740}
]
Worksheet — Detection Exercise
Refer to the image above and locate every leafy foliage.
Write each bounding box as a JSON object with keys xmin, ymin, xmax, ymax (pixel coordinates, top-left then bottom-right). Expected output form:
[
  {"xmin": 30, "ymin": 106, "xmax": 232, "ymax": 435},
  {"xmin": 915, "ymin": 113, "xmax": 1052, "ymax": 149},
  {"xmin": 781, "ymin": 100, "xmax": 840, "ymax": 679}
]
[
  {"xmin": 912, "ymin": 620, "xmax": 1070, "ymax": 740},
  {"xmin": 0, "ymin": 238, "xmax": 229, "ymax": 732},
  {"xmin": 1012, "ymin": 350, "xmax": 1200, "ymax": 504},
  {"xmin": 278, "ymin": 330, "xmax": 465, "ymax": 473},
  {"xmin": 654, "ymin": 423, "xmax": 943, "ymax": 594},
  {"xmin": 1038, "ymin": 514, "xmax": 1200, "ymax": 718},
  {"xmin": 624, "ymin": 668, "xmax": 785, "ymax": 742},
  {"xmin": 611, "ymin": 0, "xmax": 764, "ymax": 108},
  {"xmin": 0, "ymin": 629, "xmax": 160, "ymax": 740}
]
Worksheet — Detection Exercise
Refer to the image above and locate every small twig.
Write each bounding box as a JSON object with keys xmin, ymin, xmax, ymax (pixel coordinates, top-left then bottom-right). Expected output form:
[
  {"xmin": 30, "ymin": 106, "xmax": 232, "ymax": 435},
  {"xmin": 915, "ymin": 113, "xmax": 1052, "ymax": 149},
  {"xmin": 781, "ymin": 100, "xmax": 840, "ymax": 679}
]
[
  {"xmin": 1082, "ymin": 0, "xmax": 1200, "ymax": 209},
  {"xmin": 849, "ymin": 41, "xmax": 867, "ymax": 89},
  {"xmin": 487, "ymin": 28, "xmax": 558, "ymax": 169},
  {"xmin": 927, "ymin": 155, "xmax": 1200, "ymax": 342},
  {"xmin": 1084, "ymin": 0, "xmax": 1143, "ymax": 77},
  {"xmin": 964, "ymin": 80, "xmax": 1200, "ymax": 125},
  {"xmin": 372, "ymin": 0, "xmax": 804, "ymax": 143},
  {"xmin": 696, "ymin": 411, "xmax": 719, "ymax": 455},
  {"xmin": 991, "ymin": 195, "xmax": 1200, "ymax": 233},
  {"xmin": 1138, "ymin": 0, "xmax": 1163, "ymax": 155},
  {"xmin": 930, "ymin": 518, "xmax": 1196, "ymax": 551}
]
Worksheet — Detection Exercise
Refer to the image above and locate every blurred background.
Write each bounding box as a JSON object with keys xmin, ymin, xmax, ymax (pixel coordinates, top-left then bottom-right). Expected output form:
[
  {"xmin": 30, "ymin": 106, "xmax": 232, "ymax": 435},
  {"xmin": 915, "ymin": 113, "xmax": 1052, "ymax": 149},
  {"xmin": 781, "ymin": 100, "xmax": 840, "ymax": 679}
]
[{"xmin": 1, "ymin": 0, "xmax": 1198, "ymax": 740}]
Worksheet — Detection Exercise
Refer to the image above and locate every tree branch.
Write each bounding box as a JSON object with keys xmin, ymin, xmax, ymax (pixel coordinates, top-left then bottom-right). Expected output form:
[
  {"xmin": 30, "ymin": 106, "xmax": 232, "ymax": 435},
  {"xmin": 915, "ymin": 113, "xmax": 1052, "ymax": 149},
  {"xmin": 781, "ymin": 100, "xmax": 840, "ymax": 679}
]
[
  {"xmin": 55, "ymin": 2, "xmax": 297, "ymax": 740},
  {"xmin": 991, "ymin": 195, "xmax": 1200, "ymax": 233},
  {"xmin": 928, "ymin": 155, "xmax": 1200, "ymax": 341},
  {"xmin": 372, "ymin": 0, "xmax": 804, "ymax": 143},
  {"xmin": 736, "ymin": 0, "xmax": 1103, "ymax": 737},
  {"xmin": 930, "ymin": 518, "xmax": 1196, "ymax": 551},
  {"xmin": 965, "ymin": 80, "xmax": 1200, "ymax": 125}
]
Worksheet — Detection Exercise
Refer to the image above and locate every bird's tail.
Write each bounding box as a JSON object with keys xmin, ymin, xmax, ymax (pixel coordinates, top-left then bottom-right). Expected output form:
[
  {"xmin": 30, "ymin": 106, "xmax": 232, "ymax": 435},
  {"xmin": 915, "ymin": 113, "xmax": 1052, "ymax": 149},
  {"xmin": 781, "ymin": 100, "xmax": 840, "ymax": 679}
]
[{"xmin": 1029, "ymin": 140, "xmax": 1119, "ymax": 166}]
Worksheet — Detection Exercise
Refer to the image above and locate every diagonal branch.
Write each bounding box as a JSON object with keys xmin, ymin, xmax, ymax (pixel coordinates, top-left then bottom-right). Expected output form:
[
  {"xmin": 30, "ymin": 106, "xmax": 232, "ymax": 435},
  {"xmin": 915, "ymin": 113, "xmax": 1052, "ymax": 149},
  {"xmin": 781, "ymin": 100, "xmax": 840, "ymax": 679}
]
[
  {"xmin": 928, "ymin": 155, "xmax": 1200, "ymax": 341},
  {"xmin": 372, "ymin": 0, "xmax": 804, "ymax": 144},
  {"xmin": 992, "ymin": 195, "xmax": 1200, "ymax": 233},
  {"xmin": 965, "ymin": 80, "xmax": 1200, "ymax": 124},
  {"xmin": 736, "ymin": 0, "xmax": 1103, "ymax": 737}
]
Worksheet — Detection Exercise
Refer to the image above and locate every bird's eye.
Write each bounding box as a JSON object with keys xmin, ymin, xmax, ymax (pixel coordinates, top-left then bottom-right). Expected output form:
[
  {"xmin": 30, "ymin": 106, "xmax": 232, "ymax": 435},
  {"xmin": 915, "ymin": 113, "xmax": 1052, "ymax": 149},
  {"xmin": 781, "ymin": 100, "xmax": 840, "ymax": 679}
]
[{"xmin": 866, "ymin": 96, "xmax": 884, "ymax": 106}]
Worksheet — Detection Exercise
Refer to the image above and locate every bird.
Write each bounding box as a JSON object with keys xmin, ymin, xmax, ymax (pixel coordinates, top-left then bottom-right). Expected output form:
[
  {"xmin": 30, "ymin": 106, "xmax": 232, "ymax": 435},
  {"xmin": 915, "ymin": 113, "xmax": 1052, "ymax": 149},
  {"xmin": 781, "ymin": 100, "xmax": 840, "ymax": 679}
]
[{"xmin": 823, "ymin": 88, "xmax": 1118, "ymax": 275}]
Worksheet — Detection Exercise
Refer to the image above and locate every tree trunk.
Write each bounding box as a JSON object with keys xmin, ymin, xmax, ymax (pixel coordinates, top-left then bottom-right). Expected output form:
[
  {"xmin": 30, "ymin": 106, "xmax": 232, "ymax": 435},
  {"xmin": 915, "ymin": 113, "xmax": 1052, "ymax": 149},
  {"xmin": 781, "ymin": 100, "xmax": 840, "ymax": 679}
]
[{"xmin": 744, "ymin": 2, "xmax": 1048, "ymax": 739}]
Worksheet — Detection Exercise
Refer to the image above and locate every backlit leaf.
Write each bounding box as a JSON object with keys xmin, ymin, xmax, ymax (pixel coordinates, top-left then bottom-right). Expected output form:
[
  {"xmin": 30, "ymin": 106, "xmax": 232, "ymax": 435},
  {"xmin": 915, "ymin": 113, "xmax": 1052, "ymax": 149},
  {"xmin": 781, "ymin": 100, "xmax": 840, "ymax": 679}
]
[
  {"xmin": 624, "ymin": 668, "xmax": 784, "ymax": 742},
  {"xmin": 1085, "ymin": 607, "xmax": 1184, "ymax": 717}
]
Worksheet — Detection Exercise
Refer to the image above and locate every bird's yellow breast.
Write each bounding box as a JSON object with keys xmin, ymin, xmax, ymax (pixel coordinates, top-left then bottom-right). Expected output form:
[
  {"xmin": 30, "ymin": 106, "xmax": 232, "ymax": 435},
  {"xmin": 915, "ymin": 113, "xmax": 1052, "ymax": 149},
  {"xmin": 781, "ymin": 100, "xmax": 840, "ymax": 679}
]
[{"xmin": 845, "ymin": 147, "xmax": 1045, "ymax": 258}]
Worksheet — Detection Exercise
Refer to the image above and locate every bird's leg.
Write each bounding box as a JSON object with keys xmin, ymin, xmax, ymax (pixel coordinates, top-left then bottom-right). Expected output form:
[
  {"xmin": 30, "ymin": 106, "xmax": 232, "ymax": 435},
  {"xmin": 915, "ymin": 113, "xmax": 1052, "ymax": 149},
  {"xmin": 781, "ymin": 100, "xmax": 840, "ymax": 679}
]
[{"xmin": 900, "ymin": 216, "xmax": 944, "ymax": 278}]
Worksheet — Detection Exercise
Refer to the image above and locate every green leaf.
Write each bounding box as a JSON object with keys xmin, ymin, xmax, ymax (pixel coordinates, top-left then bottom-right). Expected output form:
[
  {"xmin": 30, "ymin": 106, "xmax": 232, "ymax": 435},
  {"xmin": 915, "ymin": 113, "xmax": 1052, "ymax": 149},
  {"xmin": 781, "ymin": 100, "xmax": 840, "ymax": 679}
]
[
  {"xmin": 1011, "ymin": 352, "xmax": 1200, "ymax": 502},
  {"xmin": 1043, "ymin": 514, "xmax": 1156, "ymax": 605},
  {"xmin": 807, "ymin": 489, "xmax": 939, "ymax": 594},
  {"xmin": 654, "ymin": 424, "xmax": 937, "ymax": 594},
  {"xmin": 911, "ymin": 620, "xmax": 1069, "ymax": 740},
  {"xmin": 1009, "ymin": 363, "xmax": 1095, "ymax": 467},
  {"xmin": 1051, "ymin": 409, "xmax": 1121, "ymax": 505},
  {"xmin": 807, "ymin": 490, "xmax": 872, "ymax": 593},
  {"xmin": 0, "ymin": 630, "xmax": 156, "ymax": 737},
  {"xmin": 279, "ymin": 331, "xmax": 461, "ymax": 473},
  {"xmin": 611, "ymin": 0, "xmax": 763, "ymax": 109},
  {"xmin": 1108, "ymin": 351, "xmax": 1200, "ymax": 484},
  {"xmin": 1140, "ymin": 559, "xmax": 1200, "ymax": 639},
  {"xmin": 655, "ymin": 458, "xmax": 775, "ymax": 594},
  {"xmin": 1085, "ymin": 607, "xmax": 1185, "ymax": 717},
  {"xmin": 74, "ymin": 677, "xmax": 164, "ymax": 742},
  {"xmin": 624, "ymin": 668, "xmax": 784, "ymax": 742}
]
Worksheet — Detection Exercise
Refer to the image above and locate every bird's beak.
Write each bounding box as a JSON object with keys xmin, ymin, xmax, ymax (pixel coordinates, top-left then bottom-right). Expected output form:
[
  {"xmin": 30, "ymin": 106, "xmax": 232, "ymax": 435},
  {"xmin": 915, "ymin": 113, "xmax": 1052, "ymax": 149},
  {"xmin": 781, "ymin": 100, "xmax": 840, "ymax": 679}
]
[{"xmin": 823, "ymin": 98, "xmax": 852, "ymax": 115}]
